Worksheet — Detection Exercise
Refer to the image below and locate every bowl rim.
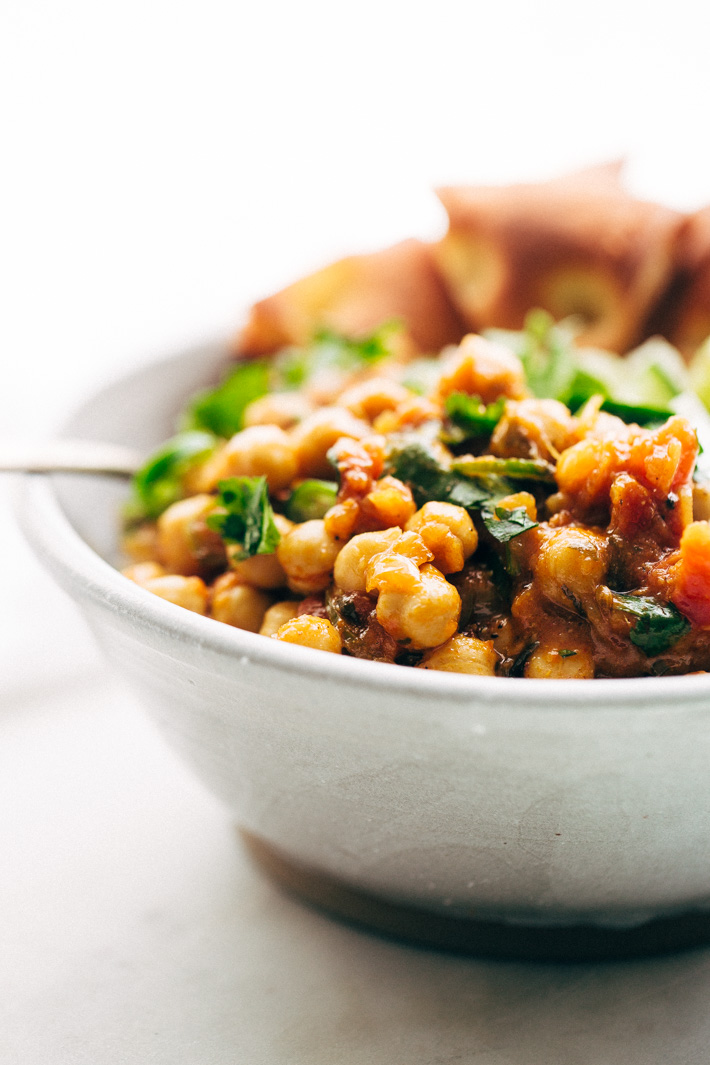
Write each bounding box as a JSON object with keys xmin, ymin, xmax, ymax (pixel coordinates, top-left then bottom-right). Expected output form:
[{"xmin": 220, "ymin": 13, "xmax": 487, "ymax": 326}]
[{"xmin": 15, "ymin": 340, "xmax": 710, "ymax": 712}]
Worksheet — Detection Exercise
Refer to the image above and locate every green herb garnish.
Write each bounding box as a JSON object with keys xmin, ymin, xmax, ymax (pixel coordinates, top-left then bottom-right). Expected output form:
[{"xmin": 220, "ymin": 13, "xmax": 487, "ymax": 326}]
[
  {"xmin": 613, "ymin": 593, "xmax": 690, "ymax": 657},
  {"xmin": 128, "ymin": 430, "xmax": 217, "ymax": 521},
  {"xmin": 489, "ymin": 311, "xmax": 683, "ymax": 425},
  {"xmin": 207, "ymin": 476, "xmax": 281, "ymax": 559},
  {"xmin": 481, "ymin": 504, "xmax": 539, "ymax": 543},
  {"xmin": 598, "ymin": 398, "xmax": 674, "ymax": 427},
  {"xmin": 517, "ymin": 309, "xmax": 579, "ymax": 402},
  {"xmin": 443, "ymin": 393, "xmax": 506, "ymax": 441},
  {"xmin": 452, "ymin": 454, "xmax": 556, "ymax": 483},
  {"xmin": 285, "ymin": 479, "xmax": 338, "ymax": 522},
  {"xmin": 385, "ymin": 439, "xmax": 505, "ymax": 510},
  {"xmin": 276, "ymin": 321, "xmax": 402, "ymax": 387},
  {"xmin": 185, "ymin": 359, "xmax": 271, "ymax": 438},
  {"xmin": 558, "ymin": 649, "xmax": 577, "ymax": 658}
]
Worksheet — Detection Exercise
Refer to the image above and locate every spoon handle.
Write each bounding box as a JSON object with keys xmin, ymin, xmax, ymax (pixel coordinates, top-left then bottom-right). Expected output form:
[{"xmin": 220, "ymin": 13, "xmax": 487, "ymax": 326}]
[{"xmin": 0, "ymin": 439, "xmax": 143, "ymax": 477}]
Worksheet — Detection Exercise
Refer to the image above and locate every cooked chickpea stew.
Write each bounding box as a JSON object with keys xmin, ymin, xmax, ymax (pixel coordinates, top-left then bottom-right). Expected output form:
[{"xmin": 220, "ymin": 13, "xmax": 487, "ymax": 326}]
[{"xmin": 121, "ymin": 315, "xmax": 710, "ymax": 678}]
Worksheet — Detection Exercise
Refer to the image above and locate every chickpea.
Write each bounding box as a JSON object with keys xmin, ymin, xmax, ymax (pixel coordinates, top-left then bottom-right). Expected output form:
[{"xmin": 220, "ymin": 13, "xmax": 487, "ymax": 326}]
[
  {"xmin": 199, "ymin": 425, "xmax": 298, "ymax": 492},
  {"xmin": 276, "ymin": 519, "xmax": 341, "ymax": 595},
  {"xmin": 376, "ymin": 564, "xmax": 461, "ymax": 650},
  {"xmin": 534, "ymin": 526, "xmax": 609, "ymax": 613},
  {"xmin": 333, "ymin": 527, "xmax": 402, "ymax": 592},
  {"xmin": 525, "ymin": 645, "xmax": 595, "ymax": 679},
  {"xmin": 122, "ymin": 561, "xmax": 166, "ymax": 583},
  {"xmin": 140, "ymin": 575, "xmax": 209, "ymax": 615},
  {"xmin": 436, "ymin": 334, "xmax": 526, "ymax": 404},
  {"xmin": 361, "ymin": 476, "xmax": 417, "ymax": 529},
  {"xmin": 405, "ymin": 501, "xmax": 478, "ymax": 574},
  {"xmin": 243, "ymin": 392, "xmax": 313, "ymax": 429},
  {"xmin": 494, "ymin": 491, "xmax": 537, "ymax": 521},
  {"xmin": 366, "ymin": 550, "xmax": 422, "ymax": 595},
  {"xmin": 272, "ymin": 615, "xmax": 343, "ymax": 654},
  {"xmin": 419, "ymin": 634, "xmax": 497, "ymax": 675},
  {"xmin": 157, "ymin": 494, "xmax": 226, "ymax": 577},
  {"xmin": 210, "ymin": 573, "xmax": 271, "ymax": 632},
  {"xmin": 364, "ymin": 532, "xmax": 434, "ymax": 594},
  {"xmin": 372, "ymin": 395, "xmax": 440, "ymax": 434},
  {"xmin": 338, "ymin": 378, "xmax": 409, "ymax": 422},
  {"xmin": 259, "ymin": 600, "xmax": 300, "ymax": 636},
  {"xmin": 122, "ymin": 522, "xmax": 159, "ymax": 563},
  {"xmin": 490, "ymin": 398, "xmax": 577, "ymax": 462},
  {"xmin": 292, "ymin": 407, "xmax": 370, "ymax": 479},
  {"xmin": 229, "ymin": 513, "xmax": 293, "ymax": 589},
  {"xmin": 324, "ymin": 498, "xmax": 360, "ymax": 542}
]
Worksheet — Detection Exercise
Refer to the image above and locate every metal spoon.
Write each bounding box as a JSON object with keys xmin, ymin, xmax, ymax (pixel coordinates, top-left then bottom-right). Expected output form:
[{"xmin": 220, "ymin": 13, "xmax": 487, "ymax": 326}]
[{"xmin": 0, "ymin": 440, "xmax": 143, "ymax": 477}]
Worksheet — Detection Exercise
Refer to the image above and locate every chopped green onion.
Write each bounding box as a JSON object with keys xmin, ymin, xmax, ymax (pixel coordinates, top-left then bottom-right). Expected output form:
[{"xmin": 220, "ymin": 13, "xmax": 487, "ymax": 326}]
[
  {"xmin": 452, "ymin": 454, "xmax": 556, "ymax": 483},
  {"xmin": 285, "ymin": 480, "xmax": 338, "ymax": 522},
  {"xmin": 598, "ymin": 399, "xmax": 674, "ymax": 426},
  {"xmin": 443, "ymin": 393, "xmax": 506, "ymax": 441}
]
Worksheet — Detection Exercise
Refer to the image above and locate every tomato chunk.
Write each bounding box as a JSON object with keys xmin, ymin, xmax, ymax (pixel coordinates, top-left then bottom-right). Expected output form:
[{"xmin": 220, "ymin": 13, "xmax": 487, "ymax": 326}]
[{"xmin": 673, "ymin": 521, "xmax": 710, "ymax": 628}]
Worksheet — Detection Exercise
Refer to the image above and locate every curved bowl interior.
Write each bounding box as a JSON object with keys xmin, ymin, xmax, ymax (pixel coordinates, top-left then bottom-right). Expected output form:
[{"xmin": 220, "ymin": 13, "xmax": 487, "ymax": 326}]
[{"xmin": 15, "ymin": 340, "xmax": 710, "ymax": 931}]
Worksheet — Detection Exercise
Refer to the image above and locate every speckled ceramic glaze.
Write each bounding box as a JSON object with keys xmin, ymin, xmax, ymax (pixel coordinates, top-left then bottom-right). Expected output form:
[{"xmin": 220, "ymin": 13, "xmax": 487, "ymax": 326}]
[{"xmin": 16, "ymin": 342, "xmax": 710, "ymax": 947}]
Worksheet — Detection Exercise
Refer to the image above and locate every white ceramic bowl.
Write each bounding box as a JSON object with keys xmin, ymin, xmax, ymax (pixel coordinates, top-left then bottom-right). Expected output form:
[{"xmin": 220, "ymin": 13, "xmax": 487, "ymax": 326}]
[{"xmin": 16, "ymin": 341, "xmax": 710, "ymax": 959}]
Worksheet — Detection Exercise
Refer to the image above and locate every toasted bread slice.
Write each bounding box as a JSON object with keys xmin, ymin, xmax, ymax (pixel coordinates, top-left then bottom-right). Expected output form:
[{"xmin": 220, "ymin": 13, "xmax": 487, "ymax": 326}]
[
  {"xmin": 235, "ymin": 239, "xmax": 466, "ymax": 357},
  {"xmin": 657, "ymin": 207, "xmax": 710, "ymax": 358},
  {"xmin": 434, "ymin": 166, "xmax": 684, "ymax": 353}
]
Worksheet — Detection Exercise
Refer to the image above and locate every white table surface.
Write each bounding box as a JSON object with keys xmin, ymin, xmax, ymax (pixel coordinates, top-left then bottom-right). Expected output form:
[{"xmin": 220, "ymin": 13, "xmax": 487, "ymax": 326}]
[{"xmin": 4, "ymin": 1, "xmax": 710, "ymax": 1060}]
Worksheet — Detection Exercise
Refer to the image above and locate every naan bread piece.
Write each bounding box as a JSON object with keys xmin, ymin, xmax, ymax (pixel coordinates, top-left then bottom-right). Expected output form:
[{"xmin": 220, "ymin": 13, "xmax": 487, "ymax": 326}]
[
  {"xmin": 434, "ymin": 166, "xmax": 685, "ymax": 353},
  {"xmin": 659, "ymin": 207, "xmax": 710, "ymax": 358},
  {"xmin": 235, "ymin": 239, "xmax": 466, "ymax": 357}
]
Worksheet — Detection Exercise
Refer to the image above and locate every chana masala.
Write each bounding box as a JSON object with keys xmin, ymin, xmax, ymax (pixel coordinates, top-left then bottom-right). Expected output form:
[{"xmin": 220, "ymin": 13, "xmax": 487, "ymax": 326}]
[{"xmin": 120, "ymin": 315, "xmax": 710, "ymax": 679}]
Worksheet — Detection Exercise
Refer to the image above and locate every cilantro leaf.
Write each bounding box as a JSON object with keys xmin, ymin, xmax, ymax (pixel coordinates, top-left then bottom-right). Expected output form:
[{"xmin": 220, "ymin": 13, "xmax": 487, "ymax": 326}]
[
  {"xmin": 481, "ymin": 504, "xmax": 539, "ymax": 543},
  {"xmin": 285, "ymin": 479, "xmax": 338, "ymax": 522},
  {"xmin": 275, "ymin": 321, "xmax": 403, "ymax": 388},
  {"xmin": 443, "ymin": 393, "xmax": 506, "ymax": 442},
  {"xmin": 128, "ymin": 431, "xmax": 217, "ymax": 522},
  {"xmin": 516, "ymin": 310, "xmax": 579, "ymax": 403},
  {"xmin": 185, "ymin": 359, "xmax": 271, "ymax": 438},
  {"xmin": 207, "ymin": 476, "xmax": 281, "ymax": 559},
  {"xmin": 384, "ymin": 439, "xmax": 505, "ymax": 510},
  {"xmin": 491, "ymin": 311, "xmax": 682, "ymax": 425},
  {"xmin": 613, "ymin": 593, "xmax": 690, "ymax": 657}
]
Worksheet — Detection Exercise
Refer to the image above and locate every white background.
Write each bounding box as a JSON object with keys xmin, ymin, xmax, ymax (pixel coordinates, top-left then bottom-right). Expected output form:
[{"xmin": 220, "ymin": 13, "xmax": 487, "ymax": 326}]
[
  {"xmin": 3, "ymin": 3, "xmax": 710, "ymax": 1061},
  {"xmin": 3, "ymin": 0, "xmax": 710, "ymax": 436}
]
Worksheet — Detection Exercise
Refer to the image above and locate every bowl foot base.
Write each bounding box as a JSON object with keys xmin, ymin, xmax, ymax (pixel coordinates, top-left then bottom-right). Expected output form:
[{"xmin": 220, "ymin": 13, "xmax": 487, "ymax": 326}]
[{"xmin": 239, "ymin": 829, "xmax": 710, "ymax": 963}]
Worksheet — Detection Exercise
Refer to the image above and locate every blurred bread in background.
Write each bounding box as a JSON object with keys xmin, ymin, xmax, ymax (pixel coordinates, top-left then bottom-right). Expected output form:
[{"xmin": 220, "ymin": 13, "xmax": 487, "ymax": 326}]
[
  {"xmin": 433, "ymin": 164, "xmax": 685, "ymax": 354},
  {"xmin": 235, "ymin": 166, "xmax": 710, "ymax": 361},
  {"xmin": 236, "ymin": 238, "xmax": 466, "ymax": 357},
  {"xmin": 651, "ymin": 207, "xmax": 710, "ymax": 358}
]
